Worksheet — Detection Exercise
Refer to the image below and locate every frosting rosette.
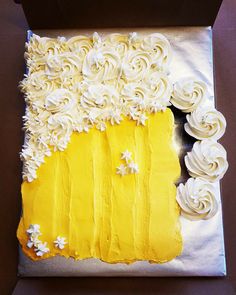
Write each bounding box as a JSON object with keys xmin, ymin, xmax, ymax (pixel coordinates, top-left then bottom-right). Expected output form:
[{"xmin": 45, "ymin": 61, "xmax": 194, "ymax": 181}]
[
  {"xmin": 141, "ymin": 33, "xmax": 172, "ymax": 71},
  {"xmin": 45, "ymin": 88, "xmax": 77, "ymax": 113},
  {"xmin": 80, "ymin": 84, "xmax": 122, "ymax": 125},
  {"xmin": 145, "ymin": 71, "xmax": 172, "ymax": 111},
  {"xmin": 176, "ymin": 178, "xmax": 218, "ymax": 220},
  {"xmin": 104, "ymin": 33, "xmax": 129, "ymax": 57},
  {"xmin": 47, "ymin": 112, "xmax": 73, "ymax": 151},
  {"xmin": 121, "ymin": 82, "xmax": 149, "ymax": 110},
  {"xmin": 26, "ymin": 34, "xmax": 67, "ymax": 58},
  {"xmin": 184, "ymin": 106, "xmax": 226, "ymax": 140},
  {"xmin": 171, "ymin": 78, "xmax": 207, "ymax": 113},
  {"xmin": 122, "ymin": 50, "xmax": 151, "ymax": 81},
  {"xmin": 67, "ymin": 35, "xmax": 93, "ymax": 60},
  {"xmin": 185, "ymin": 140, "xmax": 228, "ymax": 182},
  {"xmin": 82, "ymin": 47, "xmax": 120, "ymax": 82},
  {"xmin": 45, "ymin": 52, "xmax": 82, "ymax": 80},
  {"xmin": 25, "ymin": 35, "xmax": 68, "ymax": 73},
  {"xmin": 20, "ymin": 71, "xmax": 59, "ymax": 108}
]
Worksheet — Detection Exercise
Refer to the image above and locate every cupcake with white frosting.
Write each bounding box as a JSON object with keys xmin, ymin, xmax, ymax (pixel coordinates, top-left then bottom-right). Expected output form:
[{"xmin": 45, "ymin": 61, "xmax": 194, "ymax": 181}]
[
  {"xmin": 185, "ymin": 140, "xmax": 228, "ymax": 182},
  {"xmin": 184, "ymin": 106, "xmax": 226, "ymax": 140},
  {"xmin": 176, "ymin": 178, "xmax": 218, "ymax": 221},
  {"xmin": 171, "ymin": 78, "xmax": 207, "ymax": 113}
]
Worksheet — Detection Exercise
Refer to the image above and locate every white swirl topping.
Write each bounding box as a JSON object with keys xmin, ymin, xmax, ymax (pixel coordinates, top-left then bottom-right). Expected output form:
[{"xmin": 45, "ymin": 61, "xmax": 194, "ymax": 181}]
[
  {"xmin": 171, "ymin": 78, "xmax": 207, "ymax": 113},
  {"xmin": 184, "ymin": 106, "xmax": 226, "ymax": 140},
  {"xmin": 141, "ymin": 33, "xmax": 172, "ymax": 71},
  {"xmin": 81, "ymin": 84, "xmax": 122, "ymax": 124},
  {"xmin": 176, "ymin": 178, "xmax": 218, "ymax": 220},
  {"xmin": 45, "ymin": 53, "xmax": 82, "ymax": 80},
  {"xmin": 122, "ymin": 50, "xmax": 151, "ymax": 81},
  {"xmin": 104, "ymin": 33, "xmax": 129, "ymax": 57},
  {"xmin": 145, "ymin": 71, "xmax": 172, "ymax": 112},
  {"xmin": 82, "ymin": 47, "xmax": 120, "ymax": 82},
  {"xmin": 20, "ymin": 71, "xmax": 58, "ymax": 101},
  {"xmin": 45, "ymin": 88, "xmax": 77, "ymax": 113},
  {"xmin": 47, "ymin": 113, "xmax": 73, "ymax": 151},
  {"xmin": 67, "ymin": 35, "xmax": 92, "ymax": 60},
  {"xmin": 185, "ymin": 140, "xmax": 228, "ymax": 182},
  {"xmin": 121, "ymin": 82, "xmax": 148, "ymax": 110}
]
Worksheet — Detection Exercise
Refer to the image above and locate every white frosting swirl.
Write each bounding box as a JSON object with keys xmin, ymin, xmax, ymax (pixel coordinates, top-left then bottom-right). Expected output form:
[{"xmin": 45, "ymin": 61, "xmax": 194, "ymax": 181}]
[
  {"xmin": 145, "ymin": 71, "xmax": 172, "ymax": 111},
  {"xmin": 185, "ymin": 106, "xmax": 226, "ymax": 140},
  {"xmin": 81, "ymin": 84, "xmax": 121, "ymax": 124},
  {"xmin": 47, "ymin": 113, "xmax": 73, "ymax": 151},
  {"xmin": 26, "ymin": 34, "xmax": 68, "ymax": 59},
  {"xmin": 20, "ymin": 71, "xmax": 58, "ymax": 110},
  {"xmin": 82, "ymin": 48, "xmax": 120, "ymax": 82},
  {"xmin": 67, "ymin": 35, "xmax": 92, "ymax": 60},
  {"xmin": 45, "ymin": 89, "xmax": 77, "ymax": 113},
  {"xmin": 25, "ymin": 34, "xmax": 69, "ymax": 74},
  {"xmin": 185, "ymin": 140, "xmax": 228, "ymax": 182},
  {"xmin": 122, "ymin": 50, "xmax": 151, "ymax": 81},
  {"xmin": 176, "ymin": 178, "xmax": 218, "ymax": 220},
  {"xmin": 171, "ymin": 78, "xmax": 207, "ymax": 112},
  {"xmin": 104, "ymin": 34, "xmax": 129, "ymax": 57},
  {"xmin": 141, "ymin": 33, "xmax": 172, "ymax": 71}
]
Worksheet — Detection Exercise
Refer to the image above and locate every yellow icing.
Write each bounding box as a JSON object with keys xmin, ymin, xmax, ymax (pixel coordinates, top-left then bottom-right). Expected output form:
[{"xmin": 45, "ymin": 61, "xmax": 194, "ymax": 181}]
[{"xmin": 17, "ymin": 108, "xmax": 182, "ymax": 263}]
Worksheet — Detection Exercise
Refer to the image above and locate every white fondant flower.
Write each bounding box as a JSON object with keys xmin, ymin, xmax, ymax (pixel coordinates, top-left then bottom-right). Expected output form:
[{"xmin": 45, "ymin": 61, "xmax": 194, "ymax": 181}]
[
  {"xmin": 184, "ymin": 106, "xmax": 226, "ymax": 140},
  {"xmin": 116, "ymin": 164, "xmax": 127, "ymax": 176},
  {"xmin": 27, "ymin": 233, "xmax": 40, "ymax": 249},
  {"xmin": 45, "ymin": 52, "xmax": 81, "ymax": 79},
  {"xmin": 185, "ymin": 140, "xmax": 228, "ymax": 182},
  {"xmin": 121, "ymin": 150, "xmax": 132, "ymax": 163},
  {"xmin": 176, "ymin": 178, "xmax": 218, "ymax": 221},
  {"xmin": 96, "ymin": 121, "xmax": 106, "ymax": 132},
  {"xmin": 136, "ymin": 113, "xmax": 148, "ymax": 126},
  {"xmin": 54, "ymin": 236, "xmax": 67, "ymax": 250},
  {"xmin": 35, "ymin": 242, "xmax": 50, "ymax": 257},
  {"xmin": 171, "ymin": 78, "xmax": 207, "ymax": 113},
  {"xmin": 128, "ymin": 162, "xmax": 139, "ymax": 174},
  {"xmin": 26, "ymin": 224, "xmax": 41, "ymax": 236}
]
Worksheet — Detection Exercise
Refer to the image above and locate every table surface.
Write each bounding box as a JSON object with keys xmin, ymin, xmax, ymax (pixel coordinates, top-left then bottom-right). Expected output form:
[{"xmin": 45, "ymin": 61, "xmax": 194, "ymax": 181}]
[{"xmin": 0, "ymin": 0, "xmax": 236, "ymax": 294}]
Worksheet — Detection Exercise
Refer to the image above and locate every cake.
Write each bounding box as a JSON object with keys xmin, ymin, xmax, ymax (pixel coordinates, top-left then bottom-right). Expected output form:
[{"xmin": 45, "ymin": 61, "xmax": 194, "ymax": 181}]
[{"xmin": 17, "ymin": 31, "xmax": 228, "ymax": 266}]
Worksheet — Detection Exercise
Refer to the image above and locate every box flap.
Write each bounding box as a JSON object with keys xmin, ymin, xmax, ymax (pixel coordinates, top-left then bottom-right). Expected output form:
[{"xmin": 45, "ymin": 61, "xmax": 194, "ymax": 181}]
[{"xmin": 18, "ymin": 0, "xmax": 222, "ymax": 29}]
